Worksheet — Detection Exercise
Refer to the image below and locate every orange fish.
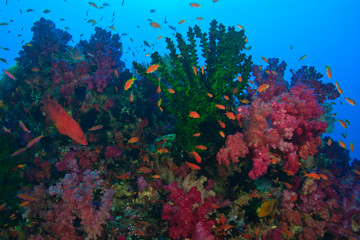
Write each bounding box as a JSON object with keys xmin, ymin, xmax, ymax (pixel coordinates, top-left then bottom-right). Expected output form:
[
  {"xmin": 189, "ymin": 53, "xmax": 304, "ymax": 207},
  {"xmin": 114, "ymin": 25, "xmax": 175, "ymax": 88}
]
[
  {"xmin": 237, "ymin": 76, "xmax": 243, "ymax": 82},
  {"xmin": 89, "ymin": 125, "xmax": 103, "ymax": 132},
  {"xmin": 304, "ymin": 172, "xmax": 321, "ymax": 180},
  {"xmin": 219, "ymin": 130, "xmax": 225, "ymax": 138},
  {"xmin": 192, "ymin": 65, "xmax": 197, "ymax": 75},
  {"xmin": 337, "ymin": 87, "xmax": 343, "ymax": 95},
  {"xmin": 327, "ymin": 138, "xmax": 332, "ymax": 146},
  {"xmin": 257, "ymin": 83, "xmax": 269, "ymax": 93},
  {"xmin": 196, "ymin": 17, "xmax": 203, "ymax": 20},
  {"xmin": 168, "ymin": 88, "xmax": 175, "ymax": 94},
  {"xmin": 179, "ymin": 20, "xmax": 186, "ymax": 24},
  {"xmin": 116, "ymin": 172, "xmax": 130, "ymax": 179},
  {"xmin": 225, "ymin": 112, "xmax": 236, "ymax": 120},
  {"xmin": 215, "ymin": 104, "xmax": 225, "ymax": 110},
  {"xmin": 128, "ymin": 137, "xmax": 139, "ymax": 144},
  {"xmin": 152, "ymin": 175, "xmax": 161, "ymax": 179},
  {"xmin": 339, "ymin": 141, "xmax": 346, "ymax": 149},
  {"xmin": 339, "ymin": 120, "xmax": 347, "ymax": 129},
  {"xmin": 350, "ymin": 142, "xmax": 354, "ymax": 152},
  {"xmin": 319, "ymin": 173, "xmax": 328, "ymax": 180},
  {"xmin": 185, "ymin": 161, "xmax": 200, "ymax": 170},
  {"xmin": 201, "ymin": 65, "xmax": 204, "ymax": 74},
  {"xmin": 27, "ymin": 135, "xmax": 43, "ymax": 148},
  {"xmin": 11, "ymin": 147, "xmax": 27, "ymax": 157},
  {"xmin": 19, "ymin": 120, "xmax": 30, "ymax": 133},
  {"xmin": 17, "ymin": 194, "xmax": 37, "ymax": 201},
  {"xmin": 224, "ymin": 95, "xmax": 229, "ymax": 100},
  {"xmin": 189, "ymin": 111, "xmax": 200, "ymax": 118},
  {"xmin": 283, "ymin": 169, "xmax": 295, "ymax": 176},
  {"xmin": 237, "ymin": 24, "xmax": 244, "ymax": 30},
  {"xmin": 158, "ymin": 148, "xmax": 168, "ymax": 153},
  {"xmin": 88, "ymin": 2, "xmax": 98, "ymax": 8},
  {"xmin": 240, "ymin": 99, "xmax": 250, "ymax": 104},
  {"xmin": 138, "ymin": 166, "xmax": 152, "ymax": 173},
  {"xmin": 218, "ymin": 120, "xmax": 225, "ymax": 128},
  {"xmin": 3, "ymin": 70, "xmax": 15, "ymax": 80},
  {"xmin": 283, "ymin": 182, "xmax": 292, "ymax": 189},
  {"xmin": 325, "ymin": 66, "xmax": 332, "ymax": 79},
  {"xmin": 261, "ymin": 56, "xmax": 268, "ymax": 63},
  {"xmin": 207, "ymin": 93, "xmax": 213, "ymax": 98},
  {"xmin": 146, "ymin": 64, "xmax": 160, "ymax": 73},
  {"xmin": 150, "ymin": 22, "xmax": 161, "ymax": 29},
  {"xmin": 130, "ymin": 92, "xmax": 134, "ymax": 102},
  {"xmin": 42, "ymin": 93, "xmax": 87, "ymax": 145},
  {"xmin": 192, "ymin": 149, "xmax": 202, "ymax": 163},
  {"xmin": 190, "ymin": 3, "xmax": 201, "ymax": 7},
  {"xmin": 157, "ymin": 36, "xmax": 163, "ymax": 39},
  {"xmin": 109, "ymin": 26, "xmax": 116, "ymax": 31},
  {"xmin": 195, "ymin": 145, "xmax": 207, "ymax": 150},
  {"xmin": 193, "ymin": 133, "xmax": 201, "ymax": 137},
  {"xmin": 157, "ymin": 99, "xmax": 161, "ymax": 107},
  {"xmin": 345, "ymin": 97, "xmax": 356, "ymax": 106},
  {"xmin": 124, "ymin": 77, "xmax": 135, "ymax": 91},
  {"xmin": 157, "ymin": 84, "xmax": 161, "ymax": 93},
  {"xmin": 299, "ymin": 55, "xmax": 307, "ymax": 61}
]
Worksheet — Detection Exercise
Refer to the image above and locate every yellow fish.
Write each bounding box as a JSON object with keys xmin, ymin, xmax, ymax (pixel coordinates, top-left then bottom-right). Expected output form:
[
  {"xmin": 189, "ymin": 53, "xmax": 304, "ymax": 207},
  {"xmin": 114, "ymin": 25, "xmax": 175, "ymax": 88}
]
[{"xmin": 257, "ymin": 199, "xmax": 278, "ymax": 217}]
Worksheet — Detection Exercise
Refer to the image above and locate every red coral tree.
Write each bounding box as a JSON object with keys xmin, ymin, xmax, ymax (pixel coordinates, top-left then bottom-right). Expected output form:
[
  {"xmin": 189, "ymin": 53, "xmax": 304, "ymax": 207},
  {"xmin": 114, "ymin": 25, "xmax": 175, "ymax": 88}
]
[
  {"xmin": 162, "ymin": 181, "xmax": 216, "ymax": 240},
  {"xmin": 44, "ymin": 170, "xmax": 114, "ymax": 240},
  {"xmin": 217, "ymin": 83, "xmax": 327, "ymax": 179}
]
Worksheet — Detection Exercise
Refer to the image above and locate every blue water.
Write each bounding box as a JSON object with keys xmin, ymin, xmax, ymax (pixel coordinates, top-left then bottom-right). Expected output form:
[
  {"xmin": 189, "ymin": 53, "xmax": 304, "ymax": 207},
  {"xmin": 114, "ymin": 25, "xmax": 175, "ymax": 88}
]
[{"xmin": 1, "ymin": 0, "xmax": 359, "ymax": 160}]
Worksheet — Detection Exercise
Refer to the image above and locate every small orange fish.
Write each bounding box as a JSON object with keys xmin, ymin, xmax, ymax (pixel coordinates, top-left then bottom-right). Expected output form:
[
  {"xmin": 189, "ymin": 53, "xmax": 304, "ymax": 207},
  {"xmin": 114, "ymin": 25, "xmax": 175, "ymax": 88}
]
[
  {"xmin": 237, "ymin": 24, "xmax": 244, "ymax": 30},
  {"xmin": 283, "ymin": 182, "xmax": 292, "ymax": 189},
  {"xmin": 339, "ymin": 141, "xmax": 346, "ymax": 149},
  {"xmin": 196, "ymin": 17, "xmax": 203, "ymax": 20},
  {"xmin": 283, "ymin": 169, "xmax": 295, "ymax": 176},
  {"xmin": 185, "ymin": 161, "xmax": 200, "ymax": 170},
  {"xmin": 215, "ymin": 104, "xmax": 225, "ymax": 110},
  {"xmin": 158, "ymin": 148, "xmax": 168, "ymax": 153},
  {"xmin": 19, "ymin": 120, "xmax": 30, "ymax": 133},
  {"xmin": 138, "ymin": 166, "xmax": 152, "ymax": 174},
  {"xmin": 190, "ymin": 3, "xmax": 201, "ymax": 7},
  {"xmin": 124, "ymin": 77, "xmax": 135, "ymax": 91},
  {"xmin": 146, "ymin": 64, "xmax": 160, "ymax": 73},
  {"xmin": 157, "ymin": 84, "xmax": 161, "ymax": 93},
  {"xmin": 157, "ymin": 36, "xmax": 163, "ymax": 39},
  {"xmin": 88, "ymin": 2, "xmax": 98, "ymax": 8},
  {"xmin": 345, "ymin": 97, "xmax": 356, "ymax": 106},
  {"xmin": 192, "ymin": 150, "xmax": 202, "ymax": 163},
  {"xmin": 319, "ymin": 173, "xmax": 328, "ymax": 180},
  {"xmin": 350, "ymin": 142, "xmax": 354, "ymax": 152},
  {"xmin": 168, "ymin": 88, "xmax": 175, "ymax": 94},
  {"xmin": 304, "ymin": 172, "xmax": 320, "ymax": 180},
  {"xmin": 257, "ymin": 83, "xmax": 269, "ymax": 93},
  {"xmin": 325, "ymin": 66, "xmax": 332, "ymax": 79},
  {"xmin": 339, "ymin": 120, "xmax": 347, "ymax": 129},
  {"xmin": 27, "ymin": 135, "xmax": 43, "ymax": 148},
  {"xmin": 152, "ymin": 175, "xmax": 161, "ymax": 179},
  {"xmin": 240, "ymin": 99, "xmax": 250, "ymax": 104},
  {"xmin": 225, "ymin": 112, "xmax": 236, "ymax": 120},
  {"xmin": 89, "ymin": 125, "xmax": 103, "ymax": 132},
  {"xmin": 128, "ymin": 137, "xmax": 139, "ymax": 144},
  {"xmin": 237, "ymin": 76, "xmax": 243, "ymax": 82},
  {"xmin": 224, "ymin": 95, "xmax": 229, "ymax": 100},
  {"xmin": 114, "ymin": 69, "xmax": 119, "ymax": 78},
  {"xmin": 150, "ymin": 22, "xmax": 161, "ymax": 29},
  {"xmin": 11, "ymin": 147, "xmax": 27, "ymax": 157},
  {"xmin": 290, "ymin": 45, "xmax": 293, "ymax": 50},
  {"xmin": 179, "ymin": 20, "xmax": 186, "ymax": 24},
  {"xmin": 261, "ymin": 56, "xmax": 268, "ymax": 63},
  {"xmin": 299, "ymin": 55, "xmax": 307, "ymax": 61},
  {"xmin": 218, "ymin": 120, "xmax": 225, "ymax": 128},
  {"xmin": 17, "ymin": 194, "xmax": 38, "ymax": 201},
  {"xmin": 192, "ymin": 65, "xmax": 197, "ymax": 75},
  {"xmin": 327, "ymin": 138, "xmax": 332, "ymax": 146},
  {"xmin": 189, "ymin": 111, "xmax": 200, "ymax": 118},
  {"xmin": 193, "ymin": 133, "xmax": 201, "ymax": 137},
  {"xmin": 157, "ymin": 99, "xmax": 161, "ymax": 106},
  {"xmin": 31, "ymin": 67, "xmax": 40, "ymax": 72},
  {"xmin": 116, "ymin": 172, "xmax": 130, "ymax": 179},
  {"xmin": 353, "ymin": 169, "xmax": 360, "ymax": 175},
  {"xmin": 3, "ymin": 70, "xmax": 15, "ymax": 80},
  {"xmin": 219, "ymin": 130, "xmax": 225, "ymax": 138},
  {"xmin": 19, "ymin": 201, "xmax": 30, "ymax": 207},
  {"xmin": 207, "ymin": 93, "xmax": 213, "ymax": 98},
  {"xmin": 130, "ymin": 92, "xmax": 133, "ymax": 102},
  {"xmin": 195, "ymin": 145, "xmax": 207, "ymax": 150}
]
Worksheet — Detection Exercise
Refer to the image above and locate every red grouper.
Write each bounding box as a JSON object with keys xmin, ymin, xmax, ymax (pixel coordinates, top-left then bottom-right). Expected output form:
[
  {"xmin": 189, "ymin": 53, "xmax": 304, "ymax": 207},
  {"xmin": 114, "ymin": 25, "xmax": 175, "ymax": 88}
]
[{"xmin": 41, "ymin": 93, "xmax": 88, "ymax": 145}]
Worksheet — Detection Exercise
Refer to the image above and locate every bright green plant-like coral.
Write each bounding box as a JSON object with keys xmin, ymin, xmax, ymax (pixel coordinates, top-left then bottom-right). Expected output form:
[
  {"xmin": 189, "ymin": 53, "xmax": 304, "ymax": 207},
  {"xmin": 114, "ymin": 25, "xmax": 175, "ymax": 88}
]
[{"xmin": 134, "ymin": 20, "xmax": 252, "ymax": 152}]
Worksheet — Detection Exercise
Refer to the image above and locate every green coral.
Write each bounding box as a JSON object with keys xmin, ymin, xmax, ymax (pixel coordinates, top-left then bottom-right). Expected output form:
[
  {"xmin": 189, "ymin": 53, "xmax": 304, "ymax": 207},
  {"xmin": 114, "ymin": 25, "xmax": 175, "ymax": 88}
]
[{"xmin": 133, "ymin": 20, "xmax": 252, "ymax": 151}]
